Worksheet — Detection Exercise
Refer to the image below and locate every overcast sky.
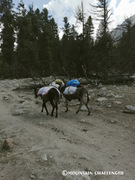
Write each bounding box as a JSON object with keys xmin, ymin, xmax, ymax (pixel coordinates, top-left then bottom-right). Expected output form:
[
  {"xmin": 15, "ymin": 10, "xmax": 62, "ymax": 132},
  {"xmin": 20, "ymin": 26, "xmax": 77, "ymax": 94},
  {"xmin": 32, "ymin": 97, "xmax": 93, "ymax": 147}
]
[{"xmin": 3, "ymin": 0, "xmax": 135, "ymax": 37}]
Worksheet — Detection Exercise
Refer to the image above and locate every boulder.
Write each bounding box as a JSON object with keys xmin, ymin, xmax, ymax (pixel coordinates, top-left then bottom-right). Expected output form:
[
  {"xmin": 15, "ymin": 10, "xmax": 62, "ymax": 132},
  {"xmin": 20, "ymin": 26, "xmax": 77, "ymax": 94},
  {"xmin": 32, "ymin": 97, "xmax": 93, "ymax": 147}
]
[
  {"xmin": 125, "ymin": 105, "xmax": 135, "ymax": 112},
  {"xmin": 2, "ymin": 138, "xmax": 14, "ymax": 150}
]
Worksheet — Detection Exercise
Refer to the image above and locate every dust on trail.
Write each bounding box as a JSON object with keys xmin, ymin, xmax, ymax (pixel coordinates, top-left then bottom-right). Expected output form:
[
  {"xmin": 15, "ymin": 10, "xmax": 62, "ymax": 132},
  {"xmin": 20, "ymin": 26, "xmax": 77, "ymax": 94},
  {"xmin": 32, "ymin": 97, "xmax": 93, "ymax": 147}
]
[{"xmin": 0, "ymin": 79, "xmax": 135, "ymax": 180}]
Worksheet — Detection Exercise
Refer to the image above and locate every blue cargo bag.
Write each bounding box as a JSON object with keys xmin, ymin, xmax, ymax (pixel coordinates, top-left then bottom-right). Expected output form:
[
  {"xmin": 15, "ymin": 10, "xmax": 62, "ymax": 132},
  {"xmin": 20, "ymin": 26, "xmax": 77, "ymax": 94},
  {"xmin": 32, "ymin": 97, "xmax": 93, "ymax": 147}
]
[{"xmin": 66, "ymin": 79, "xmax": 80, "ymax": 87}]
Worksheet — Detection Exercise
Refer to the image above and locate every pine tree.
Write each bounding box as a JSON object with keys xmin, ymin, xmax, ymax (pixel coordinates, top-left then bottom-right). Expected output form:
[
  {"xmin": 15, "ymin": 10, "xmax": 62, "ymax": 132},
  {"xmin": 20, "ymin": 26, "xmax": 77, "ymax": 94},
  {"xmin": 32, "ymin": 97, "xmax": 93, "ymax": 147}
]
[
  {"xmin": 84, "ymin": 16, "xmax": 94, "ymax": 43},
  {"xmin": 0, "ymin": 0, "xmax": 15, "ymax": 67},
  {"xmin": 75, "ymin": 0, "xmax": 86, "ymax": 40},
  {"xmin": 38, "ymin": 8, "xmax": 53, "ymax": 76},
  {"xmin": 49, "ymin": 18, "xmax": 61, "ymax": 74},
  {"xmin": 61, "ymin": 17, "xmax": 76, "ymax": 77},
  {"xmin": 15, "ymin": 1, "xmax": 31, "ymax": 76},
  {"xmin": 94, "ymin": 0, "xmax": 113, "ymax": 74},
  {"xmin": 15, "ymin": 3, "xmax": 41, "ymax": 77},
  {"xmin": 62, "ymin": 17, "xmax": 71, "ymax": 41},
  {"xmin": 74, "ymin": 2, "xmax": 95, "ymax": 77},
  {"xmin": 83, "ymin": 16, "xmax": 94, "ymax": 73}
]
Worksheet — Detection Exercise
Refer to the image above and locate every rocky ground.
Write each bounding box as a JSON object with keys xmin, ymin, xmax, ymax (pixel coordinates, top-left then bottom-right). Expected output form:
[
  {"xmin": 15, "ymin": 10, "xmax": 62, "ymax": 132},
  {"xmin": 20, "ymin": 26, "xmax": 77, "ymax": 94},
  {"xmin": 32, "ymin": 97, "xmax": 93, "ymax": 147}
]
[{"xmin": 0, "ymin": 78, "xmax": 135, "ymax": 180}]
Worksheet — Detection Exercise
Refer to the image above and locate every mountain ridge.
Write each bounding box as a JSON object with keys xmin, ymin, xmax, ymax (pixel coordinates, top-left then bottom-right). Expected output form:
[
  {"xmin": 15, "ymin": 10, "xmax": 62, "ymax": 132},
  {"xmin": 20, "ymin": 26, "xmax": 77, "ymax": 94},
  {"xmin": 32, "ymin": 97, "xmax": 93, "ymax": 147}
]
[{"xmin": 111, "ymin": 14, "xmax": 135, "ymax": 41}]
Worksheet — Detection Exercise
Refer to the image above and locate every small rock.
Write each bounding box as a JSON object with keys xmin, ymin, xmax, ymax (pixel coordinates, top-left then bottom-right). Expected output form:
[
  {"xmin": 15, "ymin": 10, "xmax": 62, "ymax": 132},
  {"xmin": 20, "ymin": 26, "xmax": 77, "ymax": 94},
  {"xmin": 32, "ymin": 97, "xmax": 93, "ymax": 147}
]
[
  {"xmin": 107, "ymin": 104, "xmax": 112, "ymax": 108},
  {"xmin": 114, "ymin": 101, "xmax": 122, "ymax": 105},
  {"xmin": 12, "ymin": 109, "xmax": 26, "ymax": 116},
  {"xmin": 2, "ymin": 138, "xmax": 14, "ymax": 150},
  {"xmin": 3, "ymin": 83, "xmax": 11, "ymax": 88},
  {"xmin": 39, "ymin": 122, "xmax": 46, "ymax": 126},
  {"xmin": 110, "ymin": 120, "xmax": 118, "ymax": 123},
  {"xmin": 79, "ymin": 156, "xmax": 88, "ymax": 160},
  {"xmin": 125, "ymin": 105, "xmax": 135, "ymax": 112},
  {"xmin": 88, "ymin": 89, "xmax": 95, "ymax": 93},
  {"xmin": 3, "ymin": 95, "xmax": 11, "ymax": 100},
  {"xmin": 80, "ymin": 119, "xmax": 86, "ymax": 123},
  {"xmin": 106, "ymin": 93, "xmax": 115, "ymax": 97},
  {"xmin": 30, "ymin": 174, "xmax": 36, "ymax": 180},
  {"xmin": 13, "ymin": 83, "xmax": 20, "ymax": 89},
  {"xmin": 97, "ymin": 83, "xmax": 102, "ymax": 88},
  {"xmin": 96, "ymin": 97, "xmax": 107, "ymax": 102},
  {"xmin": 101, "ymin": 87, "xmax": 107, "ymax": 91},
  {"xmin": 18, "ymin": 100, "xmax": 25, "ymax": 103},
  {"xmin": 89, "ymin": 93, "xmax": 95, "ymax": 98},
  {"xmin": 98, "ymin": 91, "xmax": 106, "ymax": 97},
  {"xmin": 41, "ymin": 154, "xmax": 48, "ymax": 161},
  {"xmin": 114, "ymin": 95, "xmax": 123, "ymax": 99},
  {"xmin": 81, "ymin": 105, "xmax": 87, "ymax": 111}
]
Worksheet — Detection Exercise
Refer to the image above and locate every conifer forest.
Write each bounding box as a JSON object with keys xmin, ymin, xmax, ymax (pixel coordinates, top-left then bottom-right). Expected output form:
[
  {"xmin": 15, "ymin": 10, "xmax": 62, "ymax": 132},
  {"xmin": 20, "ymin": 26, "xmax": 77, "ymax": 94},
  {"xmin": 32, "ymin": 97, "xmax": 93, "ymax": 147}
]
[{"xmin": 0, "ymin": 0, "xmax": 135, "ymax": 81}]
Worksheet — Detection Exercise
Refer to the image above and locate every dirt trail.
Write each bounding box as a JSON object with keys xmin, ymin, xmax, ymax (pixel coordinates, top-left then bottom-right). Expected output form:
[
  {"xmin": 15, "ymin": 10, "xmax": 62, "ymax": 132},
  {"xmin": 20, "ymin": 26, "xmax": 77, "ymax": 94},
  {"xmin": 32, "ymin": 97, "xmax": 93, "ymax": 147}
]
[{"xmin": 0, "ymin": 79, "xmax": 135, "ymax": 180}]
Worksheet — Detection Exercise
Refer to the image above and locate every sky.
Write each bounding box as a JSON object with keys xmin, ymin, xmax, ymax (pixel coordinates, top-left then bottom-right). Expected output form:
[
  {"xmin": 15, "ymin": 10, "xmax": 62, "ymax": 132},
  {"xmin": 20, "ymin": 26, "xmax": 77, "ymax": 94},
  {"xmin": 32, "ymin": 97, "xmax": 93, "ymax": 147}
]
[{"xmin": 2, "ymin": 0, "xmax": 135, "ymax": 37}]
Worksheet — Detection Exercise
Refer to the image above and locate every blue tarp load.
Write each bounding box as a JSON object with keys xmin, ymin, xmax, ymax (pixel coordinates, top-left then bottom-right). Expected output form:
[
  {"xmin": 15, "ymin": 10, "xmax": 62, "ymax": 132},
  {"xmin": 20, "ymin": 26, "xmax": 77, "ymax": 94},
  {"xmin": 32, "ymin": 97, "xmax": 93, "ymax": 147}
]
[{"xmin": 66, "ymin": 79, "xmax": 80, "ymax": 87}]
